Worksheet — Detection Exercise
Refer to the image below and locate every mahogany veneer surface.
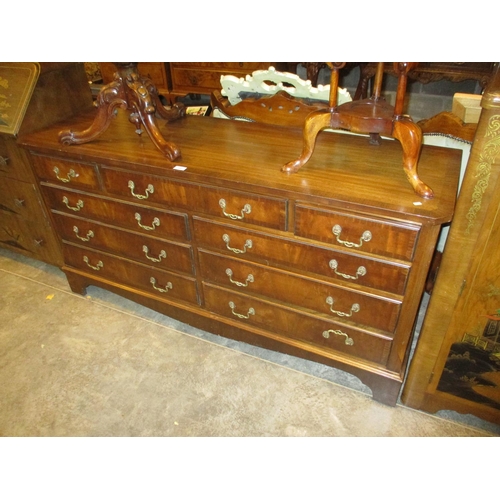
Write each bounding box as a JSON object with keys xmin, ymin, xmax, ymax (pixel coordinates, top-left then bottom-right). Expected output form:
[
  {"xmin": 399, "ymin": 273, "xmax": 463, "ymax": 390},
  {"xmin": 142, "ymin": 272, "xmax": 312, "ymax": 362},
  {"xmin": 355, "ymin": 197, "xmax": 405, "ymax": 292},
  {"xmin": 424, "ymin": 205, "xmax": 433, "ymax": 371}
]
[{"xmin": 20, "ymin": 110, "xmax": 461, "ymax": 405}]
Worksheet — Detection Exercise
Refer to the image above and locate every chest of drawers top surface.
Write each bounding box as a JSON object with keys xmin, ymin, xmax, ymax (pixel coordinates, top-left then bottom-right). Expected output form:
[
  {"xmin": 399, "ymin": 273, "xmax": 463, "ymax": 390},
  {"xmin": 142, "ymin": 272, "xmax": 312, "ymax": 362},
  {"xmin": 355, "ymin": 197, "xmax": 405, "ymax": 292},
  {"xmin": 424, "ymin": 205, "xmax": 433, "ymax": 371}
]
[{"xmin": 20, "ymin": 109, "xmax": 461, "ymax": 225}]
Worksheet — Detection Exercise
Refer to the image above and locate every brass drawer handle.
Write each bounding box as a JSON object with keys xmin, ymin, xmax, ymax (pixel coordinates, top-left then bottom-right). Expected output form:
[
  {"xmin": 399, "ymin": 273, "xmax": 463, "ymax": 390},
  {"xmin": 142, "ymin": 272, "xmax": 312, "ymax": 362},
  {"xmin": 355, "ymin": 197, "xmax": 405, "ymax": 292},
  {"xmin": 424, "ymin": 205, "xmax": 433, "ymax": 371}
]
[
  {"xmin": 135, "ymin": 212, "xmax": 160, "ymax": 231},
  {"xmin": 128, "ymin": 180, "xmax": 154, "ymax": 199},
  {"xmin": 326, "ymin": 296, "xmax": 360, "ymax": 317},
  {"xmin": 150, "ymin": 277, "xmax": 172, "ymax": 293},
  {"xmin": 332, "ymin": 224, "xmax": 372, "ymax": 248},
  {"xmin": 222, "ymin": 234, "xmax": 253, "ymax": 254},
  {"xmin": 229, "ymin": 301, "xmax": 255, "ymax": 319},
  {"xmin": 329, "ymin": 259, "xmax": 367, "ymax": 281},
  {"xmin": 62, "ymin": 196, "xmax": 84, "ymax": 212},
  {"xmin": 83, "ymin": 256, "xmax": 103, "ymax": 271},
  {"xmin": 219, "ymin": 198, "xmax": 252, "ymax": 220},
  {"xmin": 322, "ymin": 329, "xmax": 354, "ymax": 346},
  {"xmin": 53, "ymin": 166, "xmax": 78, "ymax": 183},
  {"xmin": 143, "ymin": 245, "xmax": 167, "ymax": 262},
  {"xmin": 73, "ymin": 226, "xmax": 94, "ymax": 242},
  {"xmin": 226, "ymin": 268, "xmax": 254, "ymax": 287}
]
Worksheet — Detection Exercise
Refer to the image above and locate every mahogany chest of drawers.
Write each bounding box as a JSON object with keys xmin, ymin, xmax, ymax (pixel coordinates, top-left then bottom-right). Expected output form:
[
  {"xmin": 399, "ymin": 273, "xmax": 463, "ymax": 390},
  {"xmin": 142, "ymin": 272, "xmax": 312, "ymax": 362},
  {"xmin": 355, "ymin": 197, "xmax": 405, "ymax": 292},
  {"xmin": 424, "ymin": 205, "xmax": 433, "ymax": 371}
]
[{"xmin": 20, "ymin": 110, "xmax": 461, "ymax": 405}]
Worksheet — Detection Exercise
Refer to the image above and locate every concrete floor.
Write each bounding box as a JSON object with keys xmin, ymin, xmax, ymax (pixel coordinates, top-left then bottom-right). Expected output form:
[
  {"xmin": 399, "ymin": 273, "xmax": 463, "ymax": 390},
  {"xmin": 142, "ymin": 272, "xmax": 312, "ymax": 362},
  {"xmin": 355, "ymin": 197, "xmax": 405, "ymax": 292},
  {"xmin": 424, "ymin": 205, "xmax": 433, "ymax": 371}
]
[{"xmin": 1, "ymin": 247, "xmax": 499, "ymax": 437}]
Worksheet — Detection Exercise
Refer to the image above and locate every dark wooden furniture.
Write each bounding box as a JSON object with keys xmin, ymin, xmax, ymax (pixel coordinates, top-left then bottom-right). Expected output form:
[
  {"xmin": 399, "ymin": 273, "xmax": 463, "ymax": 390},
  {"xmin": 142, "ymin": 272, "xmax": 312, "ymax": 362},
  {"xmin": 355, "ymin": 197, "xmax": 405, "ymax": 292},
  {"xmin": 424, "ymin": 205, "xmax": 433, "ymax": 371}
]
[
  {"xmin": 20, "ymin": 106, "xmax": 461, "ymax": 406},
  {"xmin": 100, "ymin": 63, "xmax": 282, "ymax": 104},
  {"xmin": 294, "ymin": 63, "xmax": 328, "ymax": 86},
  {"xmin": 402, "ymin": 63, "xmax": 500, "ymax": 425},
  {"xmin": 99, "ymin": 63, "xmax": 171, "ymax": 102},
  {"xmin": 59, "ymin": 63, "xmax": 185, "ymax": 161},
  {"xmin": 215, "ymin": 92, "xmax": 471, "ymax": 297},
  {"xmin": 286, "ymin": 63, "xmax": 361, "ymax": 87},
  {"xmin": 355, "ymin": 62, "xmax": 495, "ymax": 100},
  {"xmin": 0, "ymin": 62, "xmax": 93, "ymax": 266},
  {"xmin": 168, "ymin": 63, "xmax": 278, "ymax": 102},
  {"xmin": 283, "ymin": 63, "xmax": 434, "ymax": 199}
]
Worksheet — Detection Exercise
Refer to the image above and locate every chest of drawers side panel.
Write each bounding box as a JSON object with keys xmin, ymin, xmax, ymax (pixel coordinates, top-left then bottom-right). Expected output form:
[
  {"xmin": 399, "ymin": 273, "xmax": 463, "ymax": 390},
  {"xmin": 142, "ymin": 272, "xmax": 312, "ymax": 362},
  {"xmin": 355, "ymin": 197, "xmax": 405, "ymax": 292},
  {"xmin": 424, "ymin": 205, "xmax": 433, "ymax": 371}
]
[
  {"xmin": 384, "ymin": 223, "xmax": 444, "ymax": 373},
  {"xmin": 0, "ymin": 139, "xmax": 62, "ymax": 265}
]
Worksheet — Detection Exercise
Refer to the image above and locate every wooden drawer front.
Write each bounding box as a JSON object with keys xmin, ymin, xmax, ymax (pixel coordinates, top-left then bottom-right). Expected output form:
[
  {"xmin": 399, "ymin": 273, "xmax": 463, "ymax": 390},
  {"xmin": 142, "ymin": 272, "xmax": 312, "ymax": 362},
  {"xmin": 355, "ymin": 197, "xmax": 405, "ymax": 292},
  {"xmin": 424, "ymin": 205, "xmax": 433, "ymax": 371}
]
[
  {"xmin": 295, "ymin": 205, "xmax": 420, "ymax": 261},
  {"xmin": 171, "ymin": 62, "xmax": 272, "ymax": 71},
  {"xmin": 63, "ymin": 243, "xmax": 199, "ymax": 305},
  {"xmin": 53, "ymin": 213, "xmax": 194, "ymax": 275},
  {"xmin": 0, "ymin": 178, "xmax": 41, "ymax": 222},
  {"xmin": 171, "ymin": 68, "xmax": 228, "ymax": 92},
  {"xmin": 0, "ymin": 138, "xmax": 8, "ymax": 170},
  {"xmin": 101, "ymin": 168, "xmax": 199, "ymax": 209},
  {"xmin": 203, "ymin": 188, "xmax": 286, "ymax": 230},
  {"xmin": 101, "ymin": 168, "xmax": 287, "ymax": 230},
  {"xmin": 0, "ymin": 212, "xmax": 56, "ymax": 259},
  {"xmin": 203, "ymin": 284, "xmax": 391, "ymax": 366},
  {"xmin": 0, "ymin": 138, "xmax": 14, "ymax": 178},
  {"xmin": 31, "ymin": 155, "xmax": 99, "ymax": 190},
  {"xmin": 0, "ymin": 137, "xmax": 33, "ymax": 181},
  {"xmin": 194, "ymin": 217, "xmax": 410, "ymax": 295},
  {"xmin": 170, "ymin": 63, "xmax": 272, "ymax": 92},
  {"xmin": 137, "ymin": 63, "xmax": 169, "ymax": 89},
  {"xmin": 41, "ymin": 186, "xmax": 189, "ymax": 241},
  {"xmin": 198, "ymin": 250, "xmax": 401, "ymax": 334}
]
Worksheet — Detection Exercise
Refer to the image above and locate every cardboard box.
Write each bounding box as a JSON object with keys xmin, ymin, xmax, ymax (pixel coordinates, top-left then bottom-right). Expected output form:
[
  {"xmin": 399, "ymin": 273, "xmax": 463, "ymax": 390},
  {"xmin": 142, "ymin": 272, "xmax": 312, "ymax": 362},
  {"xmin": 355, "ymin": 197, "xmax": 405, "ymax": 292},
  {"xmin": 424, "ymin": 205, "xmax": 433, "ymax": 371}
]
[{"xmin": 452, "ymin": 93, "xmax": 482, "ymax": 124}]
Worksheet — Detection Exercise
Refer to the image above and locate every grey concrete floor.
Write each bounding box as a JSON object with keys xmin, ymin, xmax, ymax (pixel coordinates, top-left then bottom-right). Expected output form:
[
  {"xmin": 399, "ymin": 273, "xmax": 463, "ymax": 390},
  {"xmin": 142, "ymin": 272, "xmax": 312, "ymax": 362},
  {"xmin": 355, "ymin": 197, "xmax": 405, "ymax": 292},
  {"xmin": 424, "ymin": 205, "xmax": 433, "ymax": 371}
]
[{"xmin": 0, "ymin": 247, "xmax": 499, "ymax": 437}]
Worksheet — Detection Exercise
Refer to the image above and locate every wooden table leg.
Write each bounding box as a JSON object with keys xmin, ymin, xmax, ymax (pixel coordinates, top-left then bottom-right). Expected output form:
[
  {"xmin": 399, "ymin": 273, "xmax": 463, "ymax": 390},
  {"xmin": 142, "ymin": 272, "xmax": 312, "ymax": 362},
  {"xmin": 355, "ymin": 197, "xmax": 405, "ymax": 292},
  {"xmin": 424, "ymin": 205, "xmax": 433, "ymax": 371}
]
[
  {"xmin": 393, "ymin": 119, "xmax": 434, "ymax": 199},
  {"xmin": 282, "ymin": 110, "xmax": 332, "ymax": 173}
]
